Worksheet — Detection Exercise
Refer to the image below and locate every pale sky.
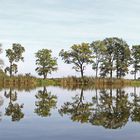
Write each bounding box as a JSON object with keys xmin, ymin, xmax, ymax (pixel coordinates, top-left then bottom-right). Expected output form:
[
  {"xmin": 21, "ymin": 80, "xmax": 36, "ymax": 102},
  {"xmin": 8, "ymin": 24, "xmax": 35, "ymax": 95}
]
[{"xmin": 0, "ymin": 0, "xmax": 140, "ymax": 78}]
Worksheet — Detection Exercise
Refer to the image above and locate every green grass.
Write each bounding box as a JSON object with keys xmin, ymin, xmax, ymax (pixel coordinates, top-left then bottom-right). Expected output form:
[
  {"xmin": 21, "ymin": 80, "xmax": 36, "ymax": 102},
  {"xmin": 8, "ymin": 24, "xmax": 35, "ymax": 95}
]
[
  {"xmin": 37, "ymin": 78, "xmax": 60, "ymax": 86},
  {"xmin": 53, "ymin": 76, "xmax": 140, "ymax": 89},
  {"xmin": 129, "ymin": 80, "xmax": 140, "ymax": 86}
]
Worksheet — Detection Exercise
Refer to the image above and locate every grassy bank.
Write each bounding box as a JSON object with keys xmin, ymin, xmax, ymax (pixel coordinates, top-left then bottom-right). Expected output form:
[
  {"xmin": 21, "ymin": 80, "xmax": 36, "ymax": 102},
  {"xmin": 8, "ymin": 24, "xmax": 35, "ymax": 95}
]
[
  {"xmin": 0, "ymin": 73, "xmax": 38, "ymax": 89},
  {"xmin": 55, "ymin": 76, "xmax": 140, "ymax": 88},
  {"xmin": 1, "ymin": 72, "xmax": 140, "ymax": 89}
]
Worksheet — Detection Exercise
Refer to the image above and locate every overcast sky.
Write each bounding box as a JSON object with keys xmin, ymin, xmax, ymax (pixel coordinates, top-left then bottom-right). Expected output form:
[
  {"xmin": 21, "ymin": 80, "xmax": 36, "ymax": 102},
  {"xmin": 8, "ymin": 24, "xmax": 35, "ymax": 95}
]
[{"xmin": 0, "ymin": 0, "xmax": 140, "ymax": 78}]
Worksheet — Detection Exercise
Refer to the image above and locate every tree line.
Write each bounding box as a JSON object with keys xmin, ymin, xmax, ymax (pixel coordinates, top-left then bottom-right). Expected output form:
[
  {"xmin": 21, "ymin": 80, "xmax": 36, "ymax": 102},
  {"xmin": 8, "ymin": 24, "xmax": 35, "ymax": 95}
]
[{"xmin": 0, "ymin": 37, "xmax": 140, "ymax": 80}]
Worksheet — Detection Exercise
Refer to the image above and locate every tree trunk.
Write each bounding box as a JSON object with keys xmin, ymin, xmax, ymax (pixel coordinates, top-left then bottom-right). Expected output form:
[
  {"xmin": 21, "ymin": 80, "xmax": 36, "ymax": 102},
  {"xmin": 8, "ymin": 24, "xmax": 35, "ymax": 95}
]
[
  {"xmin": 134, "ymin": 71, "xmax": 136, "ymax": 80},
  {"xmin": 95, "ymin": 57, "xmax": 98, "ymax": 78},
  {"xmin": 96, "ymin": 69, "xmax": 98, "ymax": 78},
  {"xmin": 10, "ymin": 63, "xmax": 12, "ymax": 77},
  {"xmin": 96, "ymin": 63, "xmax": 99, "ymax": 78},
  {"xmin": 109, "ymin": 59, "xmax": 113, "ymax": 79},
  {"xmin": 43, "ymin": 74, "xmax": 47, "ymax": 79},
  {"xmin": 116, "ymin": 66, "xmax": 119, "ymax": 79},
  {"xmin": 80, "ymin": 67, "xmax": 84, "ymax": 79},
  {"xmin": 110, "ymin": 69, "xmax": 112, "ymax": 79}
]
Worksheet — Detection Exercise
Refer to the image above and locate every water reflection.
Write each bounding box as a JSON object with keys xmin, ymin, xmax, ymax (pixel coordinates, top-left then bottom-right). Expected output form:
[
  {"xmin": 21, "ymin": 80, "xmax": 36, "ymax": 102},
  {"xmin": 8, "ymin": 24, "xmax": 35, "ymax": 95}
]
[
  {"xmin": 1, "ymin": 86, "xmax": 140, "ymax": 130},
  {"xmin": 90, "ymin": 88, "xmax": 131, "ymax": 129},
  {"xmin": 4, "ymin": 88, "xmax": 24, "ymax": 121},
  {"xmin": 35, "ymin": 87, "xmax": 57, "ymax": 117},
  {"xmin": 59, "ymin": 87, "xmax": 135, "ymax": 129},
  {"xmin": 59, "ymin": 88, "xmax": 93, "ymax": 123},
  {"xmin": 0, "ymin": 96, "xmax": 4, "ymax": 121},
  {"xmin": 131, "ymin": 87, "xmax": 140, "ymax": 122}
]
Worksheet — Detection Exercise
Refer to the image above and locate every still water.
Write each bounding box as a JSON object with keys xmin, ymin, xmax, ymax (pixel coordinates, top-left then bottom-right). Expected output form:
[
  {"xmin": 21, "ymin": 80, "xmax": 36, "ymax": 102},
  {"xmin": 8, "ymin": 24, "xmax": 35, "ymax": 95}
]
[{"xmin": 0, "ymin": 86, "xmax": 140, "ymax": 140}]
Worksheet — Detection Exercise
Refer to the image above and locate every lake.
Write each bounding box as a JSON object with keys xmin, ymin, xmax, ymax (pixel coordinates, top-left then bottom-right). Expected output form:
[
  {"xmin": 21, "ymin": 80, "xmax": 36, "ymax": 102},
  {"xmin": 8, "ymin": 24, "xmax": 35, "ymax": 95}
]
[{"xmin": 0, "ymin": 86, "xmax": 140, "ymax": 140}]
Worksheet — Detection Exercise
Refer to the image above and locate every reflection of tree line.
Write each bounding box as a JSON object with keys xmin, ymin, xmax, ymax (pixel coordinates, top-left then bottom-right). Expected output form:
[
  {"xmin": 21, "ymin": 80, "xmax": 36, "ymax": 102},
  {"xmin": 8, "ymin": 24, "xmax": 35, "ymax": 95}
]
[
  {"xmin": 0, "ymin": 87, "xmax": 57, "ymax": 121},
  {"xmin": 1, "ymin": 87, "xmax": 140, "ymax": 130},
  {"xmin": 59, "ymin": 87, "xmax": 140, "ymax": 129}
]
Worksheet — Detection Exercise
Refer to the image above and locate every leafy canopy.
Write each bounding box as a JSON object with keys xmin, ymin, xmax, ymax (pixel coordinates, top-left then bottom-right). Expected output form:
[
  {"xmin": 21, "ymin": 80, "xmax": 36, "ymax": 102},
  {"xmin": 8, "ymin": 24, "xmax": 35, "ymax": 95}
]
[
  {"xmin": 59, "ymin": 43, "xmax": 93, "ymax": 78},
  {"xmin": 35, "ymin": 49, "xmax": 58, "ymax": 79}
]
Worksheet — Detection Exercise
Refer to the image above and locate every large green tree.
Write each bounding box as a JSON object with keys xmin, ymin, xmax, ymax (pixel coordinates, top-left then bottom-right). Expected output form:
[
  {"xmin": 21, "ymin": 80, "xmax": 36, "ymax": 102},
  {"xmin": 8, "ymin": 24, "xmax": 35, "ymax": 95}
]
[
  {"xmin": 59, "ymin": 43, "xmax": 93, "ymax": 78},
  {"xmin": 100, "ymin": 37, "xmax": 130, "ymax": 78},
  {"xmin": 100, "ymin": 38, "xmax": 116, "ymax": 78},
  {"xmin": 90, "ymin": 40, "xmax": 106, "ymax": 78},
  {"xmin": 5, "ymin": 44, "xmax": 25, "ymax": 77},
  {"xmin": 35, "ymin": 49, "xmax": 58, "ymax": 79},
  {"xmin": 114, "ymin": 38, "xmax": 131, "ymax": 78},
  {"xmin": 131, "ymin": 45, "xmax": 140, "ymax": 79}
]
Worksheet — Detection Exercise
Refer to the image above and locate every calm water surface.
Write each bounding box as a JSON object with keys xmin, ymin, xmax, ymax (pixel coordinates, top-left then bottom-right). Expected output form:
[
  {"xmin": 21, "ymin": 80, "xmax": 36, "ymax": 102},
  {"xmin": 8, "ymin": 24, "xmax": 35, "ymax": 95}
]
[{"xmin": 0, "ymin": 86, "xmax": 140, "ymax": 140}]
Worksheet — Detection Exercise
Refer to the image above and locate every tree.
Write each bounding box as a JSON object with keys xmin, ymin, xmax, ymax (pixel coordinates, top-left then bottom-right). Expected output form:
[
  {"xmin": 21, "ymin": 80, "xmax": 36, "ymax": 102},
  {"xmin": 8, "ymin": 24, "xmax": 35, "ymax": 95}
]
[
  {"xmin": 100, "ymin": 37, "xmax": 130, "ymax": 78},
  {"xmin": 35, "ymin": 49, "xmax": 58, "ymax": 79},
  {"xmin": 5, "ymin": 43, "xmax": 25, "ymax": 77},
  {"xmin": 90, "ymin": 40, "xmax": 106, "ymax": 78},
  {"xmin": 100, "ymin": 38, "xmax": 116, "ymax": 78},
  {"xmin": 131, "ymin": 45, "xmax": 140, "ymax": 79},
  {"xmin": 59, "ymin": 43, "xmax": 93, "ymax": 79},
  {"xmin": 114, "ymin": 38, "xmax": 131, "ymax": 78}
]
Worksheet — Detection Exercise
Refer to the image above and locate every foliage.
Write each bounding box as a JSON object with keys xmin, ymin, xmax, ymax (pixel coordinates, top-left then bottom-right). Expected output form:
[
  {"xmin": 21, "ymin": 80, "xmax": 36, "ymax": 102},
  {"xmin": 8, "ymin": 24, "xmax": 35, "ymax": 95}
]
[
  {"xmin": 59, "ymin": 43, "xmax": 93, "ymax": 78},
  {"xmin": 90, "ymin": 40, "xmax": 106, "ymax": 78},
  {"xmin": 35, "ymin": 49, "xmax": 58, "ymax": 79},
  {"xmin": 100, "ymin": 37, "xmax": 131, "ymax": 78},
  {"xmin": 5, "ymin": 43, "xmax": 25, "ymax": 77},
  {"xmin": 131, "ymin": 45, "xmax": 140, "ymax": 79}
]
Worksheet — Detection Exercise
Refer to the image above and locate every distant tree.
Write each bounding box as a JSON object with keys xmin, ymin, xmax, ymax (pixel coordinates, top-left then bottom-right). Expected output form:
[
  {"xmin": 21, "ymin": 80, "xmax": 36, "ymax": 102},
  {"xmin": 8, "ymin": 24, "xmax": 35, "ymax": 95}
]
[
  {"xmin": 59, "ymin": 43, "xmax": 93, "ymax": 79},
  {"xmin": 100, "ymin": 37, "xmax": 130, "ymax": 78},
  {"xmin": 114, "ymin": 38, "xmax": 131, "ymax": 78},
  {"xmin": 90, "ymin": 40, "xmax": 106, "ymax": 78},
  {"xmin": 5, "ymin": 44, "xmax": 25, "ymax": 77},
  {"xmin": 35, "ymin": 49, "xmax": 58, "ymax": 79},
  {"xmin": 100, "ymin": 38, "xmax": 116, "ymax": 78},
  {"xmin": 131, "ymin": 45, "xmax": 140, "ymax": 80}
]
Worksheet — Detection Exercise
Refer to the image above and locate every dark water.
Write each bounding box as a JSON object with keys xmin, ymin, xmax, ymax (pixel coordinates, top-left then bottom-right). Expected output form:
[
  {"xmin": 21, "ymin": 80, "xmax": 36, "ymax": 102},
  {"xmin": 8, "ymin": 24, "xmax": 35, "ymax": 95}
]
[{"xmin": 0, "ymin": 86, "xmax": 140, "ymax": 140}]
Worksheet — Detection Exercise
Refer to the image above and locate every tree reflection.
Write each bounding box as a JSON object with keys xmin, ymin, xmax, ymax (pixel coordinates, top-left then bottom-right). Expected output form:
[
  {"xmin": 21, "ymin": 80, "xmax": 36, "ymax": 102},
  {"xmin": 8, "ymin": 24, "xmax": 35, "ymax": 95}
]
[
  {"xmin": 131, "ymin": 87, "xmax": 140, "ymax": 122},
  {"xmin": 90, "ymin": 88, "xmax": 131, "ymax": 129},
  {"xmin": 4, "ymin": 88, "xmax": 24, "ymax": 121},
  {"xmin": 59, "ymin": 87, "xmax": 131, "ymax": 129},
  {"xmin": 0, "ymin": 95, "xmax": 4, "ymax": 122},
  {"xmin": 35, "ymin": 87, "xmax": 57, "ymax": 117},
  {"xmin": 59, "ymin": 88, "xmax": 93, "ymax": 123}
]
